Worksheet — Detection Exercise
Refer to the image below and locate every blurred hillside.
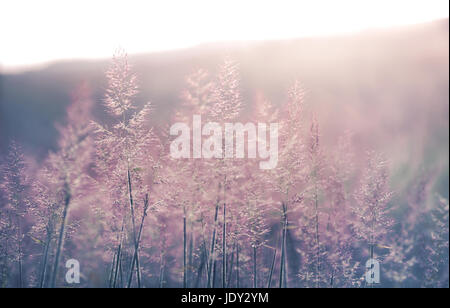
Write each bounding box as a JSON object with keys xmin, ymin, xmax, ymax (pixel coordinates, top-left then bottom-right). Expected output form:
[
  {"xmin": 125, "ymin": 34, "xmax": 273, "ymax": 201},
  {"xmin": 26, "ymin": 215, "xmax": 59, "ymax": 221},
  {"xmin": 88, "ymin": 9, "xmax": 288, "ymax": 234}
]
[{"xmin": 0, "ymin": 19, "xmax": 448, "ymax": 199}]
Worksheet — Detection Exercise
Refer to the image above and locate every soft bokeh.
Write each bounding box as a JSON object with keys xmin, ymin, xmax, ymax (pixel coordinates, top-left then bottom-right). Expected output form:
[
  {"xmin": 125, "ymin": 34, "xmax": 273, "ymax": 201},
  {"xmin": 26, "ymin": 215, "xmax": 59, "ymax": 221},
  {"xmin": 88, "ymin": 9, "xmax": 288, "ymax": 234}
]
[{"xmin": 0, "ymin": 19, "xmax": 448, "ymax": 288}]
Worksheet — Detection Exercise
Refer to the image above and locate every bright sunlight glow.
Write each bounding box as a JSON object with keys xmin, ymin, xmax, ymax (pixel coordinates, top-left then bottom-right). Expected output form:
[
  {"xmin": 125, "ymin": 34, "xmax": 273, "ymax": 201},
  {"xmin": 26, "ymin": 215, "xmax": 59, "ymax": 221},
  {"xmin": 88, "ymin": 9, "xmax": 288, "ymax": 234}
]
[{"xmin": 0, "ymin": 0, "xmax": 448, "ymax": 71}]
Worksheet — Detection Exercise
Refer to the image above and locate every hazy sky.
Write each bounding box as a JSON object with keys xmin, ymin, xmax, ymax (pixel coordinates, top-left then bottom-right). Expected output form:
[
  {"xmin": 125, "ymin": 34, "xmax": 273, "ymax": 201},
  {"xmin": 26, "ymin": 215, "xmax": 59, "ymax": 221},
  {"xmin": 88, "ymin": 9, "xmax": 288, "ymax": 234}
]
[{"xmin": 1, "ymin": 0, "xmax": 448, "ymax": 71}]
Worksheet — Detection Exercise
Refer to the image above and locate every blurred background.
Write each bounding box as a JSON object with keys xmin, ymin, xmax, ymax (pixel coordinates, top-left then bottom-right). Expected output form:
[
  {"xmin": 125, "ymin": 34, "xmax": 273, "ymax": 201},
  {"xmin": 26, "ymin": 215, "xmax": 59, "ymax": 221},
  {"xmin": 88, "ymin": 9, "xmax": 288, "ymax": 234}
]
[
  {"xmin": 0, "ymin": 0, "xmax": 449, "ymax": 288},
  {"xmin": 0, "ymin": 1, "xmax": 449, "ymax": 198}
]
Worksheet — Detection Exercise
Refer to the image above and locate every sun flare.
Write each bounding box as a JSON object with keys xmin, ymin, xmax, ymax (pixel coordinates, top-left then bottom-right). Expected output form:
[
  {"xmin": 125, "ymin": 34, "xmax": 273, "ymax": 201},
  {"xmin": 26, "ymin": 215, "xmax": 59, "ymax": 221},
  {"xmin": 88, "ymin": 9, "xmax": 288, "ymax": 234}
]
[{"xmin": 0, "ymin": 0, "xmax": 448, "ymax": 71}]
